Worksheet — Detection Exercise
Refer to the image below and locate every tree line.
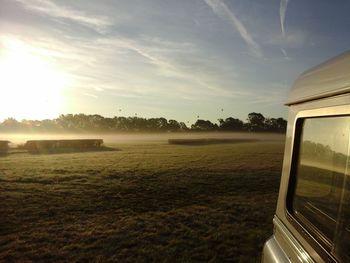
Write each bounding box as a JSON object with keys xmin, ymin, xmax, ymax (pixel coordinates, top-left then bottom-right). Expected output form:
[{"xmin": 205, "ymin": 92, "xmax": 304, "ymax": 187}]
[{"xmin": 0, "ymin": 112, "xmax": 287, "ymax": 133}]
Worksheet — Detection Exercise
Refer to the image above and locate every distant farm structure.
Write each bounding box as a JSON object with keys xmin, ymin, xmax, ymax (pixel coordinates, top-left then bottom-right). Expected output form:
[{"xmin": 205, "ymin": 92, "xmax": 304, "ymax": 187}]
[
  {"xmin": 0, "ymin": 140, "xmax": 10, "ymax": 153},
  {"xmin": 24, "ymin": 139, "xmax": 104, "ymax": 153},
  {"xmin": 168, "ymin": 138, "xmax": 259, "ymax": 146}
]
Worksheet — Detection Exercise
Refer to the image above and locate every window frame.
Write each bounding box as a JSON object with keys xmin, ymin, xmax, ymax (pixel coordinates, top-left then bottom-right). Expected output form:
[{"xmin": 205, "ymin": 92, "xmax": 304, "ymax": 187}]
[{"xmin": 285, "ymin": 105, "xmax": 350, "ymax": 262}]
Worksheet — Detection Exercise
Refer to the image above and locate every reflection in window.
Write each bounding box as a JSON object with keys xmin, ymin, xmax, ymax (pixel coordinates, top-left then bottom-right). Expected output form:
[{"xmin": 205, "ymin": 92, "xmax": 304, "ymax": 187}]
[{"xmin": 291, "ymin": 117, "xmax": 350, "ymax": 261}]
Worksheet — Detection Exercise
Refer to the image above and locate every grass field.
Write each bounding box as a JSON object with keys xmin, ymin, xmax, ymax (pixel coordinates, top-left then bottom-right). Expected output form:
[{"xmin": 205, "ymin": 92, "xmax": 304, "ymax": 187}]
[{"xmin": 0, "ymin": 133, "xmax": 285, "ymax": 262}]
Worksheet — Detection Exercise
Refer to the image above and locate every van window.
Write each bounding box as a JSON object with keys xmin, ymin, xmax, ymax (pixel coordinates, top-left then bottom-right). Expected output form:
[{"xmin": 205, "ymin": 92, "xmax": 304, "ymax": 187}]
[{"xmin": 290, "ymin": 117, "xmax": 350, "ymax": 261}]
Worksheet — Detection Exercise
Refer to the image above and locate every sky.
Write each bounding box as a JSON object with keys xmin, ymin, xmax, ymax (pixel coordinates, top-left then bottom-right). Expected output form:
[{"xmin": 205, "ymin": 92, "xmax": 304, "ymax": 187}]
[{"xmin": 1, "ymin": 0, "xmax": 350, "ymax": 124}]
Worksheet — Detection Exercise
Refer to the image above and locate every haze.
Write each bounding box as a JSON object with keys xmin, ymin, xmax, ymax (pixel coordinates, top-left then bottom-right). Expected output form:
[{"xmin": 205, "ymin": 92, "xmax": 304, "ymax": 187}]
[{"xmin": 2, "ymin": 132, "xmax": 284, "ymax": 146}]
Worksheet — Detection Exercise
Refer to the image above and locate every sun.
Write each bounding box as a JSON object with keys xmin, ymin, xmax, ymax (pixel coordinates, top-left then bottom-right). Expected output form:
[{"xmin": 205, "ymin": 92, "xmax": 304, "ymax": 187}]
[{"xmin": 0, "ymin": 37, "xmax": 70, "ymax": 121}]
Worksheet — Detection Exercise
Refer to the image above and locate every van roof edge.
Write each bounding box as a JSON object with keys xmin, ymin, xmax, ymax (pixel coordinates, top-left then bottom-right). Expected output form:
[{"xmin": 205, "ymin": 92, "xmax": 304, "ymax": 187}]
[{"xmin": 287, "ymin": 50, "xmax": 350, "ymax": 105}]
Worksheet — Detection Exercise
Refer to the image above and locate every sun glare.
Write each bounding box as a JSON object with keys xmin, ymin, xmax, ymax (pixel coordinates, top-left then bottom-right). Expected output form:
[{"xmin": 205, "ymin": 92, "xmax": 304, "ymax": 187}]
[{"xmin": 0, "ymin": 37, "xmax": 70, "ymax": 121}]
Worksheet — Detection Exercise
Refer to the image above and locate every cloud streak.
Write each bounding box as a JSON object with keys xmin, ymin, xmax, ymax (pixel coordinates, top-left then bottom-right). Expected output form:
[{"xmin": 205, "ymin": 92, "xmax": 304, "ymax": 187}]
[
  {"xmin": 204, "ymin": 0, "xmax": 262, "ymax": 57},
  {"xmin": 280, "ymin": 48, "xmax": 290, "ymax": 60},
  {"xmin": 250, "ymin": 84, "xmax": 288, "ymax": 105},
  {"xmin": 95, "ymin": 36, "xmax": 235, "ymax": 94},
  {"xmin": 17, "ymin": 32, "xmax": 236, "ymax": 101},
  {"xmin": 15, "ymin": 0, "xmax": 113, "ymax": 32},
  {"xmin": 280, "ymin": 0, "xmax": 289, "ymax": 36}
]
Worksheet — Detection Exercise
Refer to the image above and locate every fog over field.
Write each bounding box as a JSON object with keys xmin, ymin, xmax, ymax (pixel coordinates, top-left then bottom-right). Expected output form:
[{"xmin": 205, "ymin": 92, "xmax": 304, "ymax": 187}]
[
  {"xmin": 0, "ymin": 138, "xmax": 284, "ymax": 262},
  {"xmin": 1, "ymin": 132, "xmax": 285, "ymax": 146}
]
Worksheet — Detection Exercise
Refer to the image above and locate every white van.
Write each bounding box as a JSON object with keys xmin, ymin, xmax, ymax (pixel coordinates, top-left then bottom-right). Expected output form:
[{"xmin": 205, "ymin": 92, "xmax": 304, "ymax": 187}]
[{"xmin": 262, "ymin": 51, "xmax": 350, "ymax": 262}]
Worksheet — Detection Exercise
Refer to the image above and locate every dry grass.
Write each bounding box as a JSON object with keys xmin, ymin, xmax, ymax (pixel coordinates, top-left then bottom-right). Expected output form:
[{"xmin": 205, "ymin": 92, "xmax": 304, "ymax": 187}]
[{"xmin": 0, "ymin": 135, "xmax": 284, "ymax": 262}]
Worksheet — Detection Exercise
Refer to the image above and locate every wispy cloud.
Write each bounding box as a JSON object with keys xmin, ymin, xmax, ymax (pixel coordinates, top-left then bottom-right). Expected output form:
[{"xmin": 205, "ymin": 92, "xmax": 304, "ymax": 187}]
[
  {"xmin": 18, "ymin": 32, "xmax": 229, "ymax": 100},
  {"xmin": 83, "ymin": 93, "xmax": 98, "ymax": 99},
  {"xmin": 280, "ymin": 0, "xmax": 289, "ymax": 36},
  {"xmin": 250, "ymin": 83, "xmax": 288, "ymax": 105},
  {"xmin": 95, "ymin": 36, "xmax": 240, "ymax": 97},
  {"xmin": 2, "ymin": 30, "xmax": 253, "ymax": 105},
  {"xmin": 265, "ymin": 30, "xmax": 306, "ymax": 48},
  {"xmin": 204, "ymin": 0, "xmax": 262, "ymax": 57},
  {"xmin": 280, "ymin": 47, "xmax": 290, "ymax": 60},
  {"xmin": 15, "ymin": 0, "xmax": 113, "ymax": 33}
]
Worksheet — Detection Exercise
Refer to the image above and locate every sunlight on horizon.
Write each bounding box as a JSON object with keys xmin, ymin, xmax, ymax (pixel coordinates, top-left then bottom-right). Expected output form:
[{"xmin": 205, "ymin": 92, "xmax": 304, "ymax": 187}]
[{"xmin": 0, "ymin": 37, "xmax": 71, "ymax": 121}]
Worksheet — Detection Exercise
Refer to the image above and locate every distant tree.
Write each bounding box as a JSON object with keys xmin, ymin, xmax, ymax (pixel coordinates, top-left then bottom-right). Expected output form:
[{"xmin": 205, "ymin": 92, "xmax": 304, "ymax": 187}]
[
  {"xmin": 38, "ymin": 119, "xmax": 61, "ymax": 131},
  {"xmin": 191, "ymin": 119, "xmax": 218, "ymax": 131},
  {"xmin": 57, "ymin": 114, "xmax": 75, "ymax": 130},
  {"xmin": 157, "ymin": 117, "xmax": 169, "ymax": 131},
  {"xmin": 0, "ymin": 118, "xmax": 22, "ymax": 132},
  {"xmin": 179, "ymin": 122, "xmax": 189, "ymax": 131},
  {"xmin": 218, "ymin": 117, "xmax": 244, "ymax": 131},
  {"xmin": 168, "ymin": 120, "xmax": 181, "ymax": 131},
  {"xmin": 114, "ymin": 116, "xmax": 129, "ymax": 131},
  {"xmin": 146, "ymin": 118, "xmax": 159, "ymax": 131},
  {"xmin": 0, "ymin": 113, "xmax": 286, "ymax": 133},
  {"xmin": 127, "ymin": 116, "xmax": 142, "ymax": 131},
  {"xmin": 247, "ymin": 112, "xmax": 265, "ymax": 131},
  {"xmin": 146, "ymin": 117, "xmax": 168, "ymax": 131},
  {"xmin": 275, "ymin": 117, "xmax": 287, "ymax": 132},
  {"xmin": 264, "ymin": 118, "xmax": 277, "ymax": 132},
  {"xmin": 264, "ymin": 117, "xmax": 287, "ymax": 132}
]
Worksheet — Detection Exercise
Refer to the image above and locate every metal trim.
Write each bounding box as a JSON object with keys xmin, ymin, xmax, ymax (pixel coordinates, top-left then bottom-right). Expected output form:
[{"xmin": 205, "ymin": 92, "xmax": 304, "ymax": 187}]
[{"xmin": 274, "ymin": 216, "xmax": 314, "ymax": 263}]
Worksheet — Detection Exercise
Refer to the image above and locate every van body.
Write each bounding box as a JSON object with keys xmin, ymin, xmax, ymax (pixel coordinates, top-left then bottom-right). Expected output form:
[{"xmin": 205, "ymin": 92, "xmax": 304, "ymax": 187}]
[{"xmin": 262, "ymin": 51, "xmax": 350, "ymax": 262}]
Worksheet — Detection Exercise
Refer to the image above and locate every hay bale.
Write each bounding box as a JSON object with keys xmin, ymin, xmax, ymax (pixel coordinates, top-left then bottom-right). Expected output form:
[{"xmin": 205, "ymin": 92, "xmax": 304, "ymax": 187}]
[
  {"xmin": 24, "ymin": 139, "xmax": 104, "ymax": 153},
  {"xmin": 0, "ymin": 140, "xmax": 10, "ymax": 153},
  {"xmin": 168, "ymin": 138, "xmax": 259, "ymax": 146}
]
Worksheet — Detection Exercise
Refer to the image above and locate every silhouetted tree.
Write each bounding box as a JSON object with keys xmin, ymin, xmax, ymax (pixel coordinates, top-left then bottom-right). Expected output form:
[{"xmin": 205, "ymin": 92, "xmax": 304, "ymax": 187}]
[
  {"xmin": 218, "ymin": 117, "xmax": 244, "ymax": 131},
  {"xmin": 168, "ymin": 120, "xmax": 181, "ymax": 131},
  {"xmin": 179, "ymin": 122, "xmax": 189, "ymax": 131},
  {"xmin": 191, "ymin": 119, "xmax": 218, "ymax": 131},
  {"xmin": 264, "ymin": 117, "xmax": 287, "ymax": 132},
  {"xmin": 247, "ymin": 112, "xmax": 265, "ymax": 131},
  {"xmin": 1, "ymin": 118, "xmax": 22, "ymax": 131},
  {"xmin": 0, "ymin": 113, "xmax": 286, "ymax": 133}
]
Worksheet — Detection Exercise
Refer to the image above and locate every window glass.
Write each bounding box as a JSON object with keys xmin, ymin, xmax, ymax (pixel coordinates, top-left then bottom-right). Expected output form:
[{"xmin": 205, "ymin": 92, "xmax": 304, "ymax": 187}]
[
  {"xmin": 291, "ymin": 117, "xmax": 350, "ymax": 260},
  {"xmin": 333, "ymin": 171, "xmax": 350, "ymax": 261}
]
